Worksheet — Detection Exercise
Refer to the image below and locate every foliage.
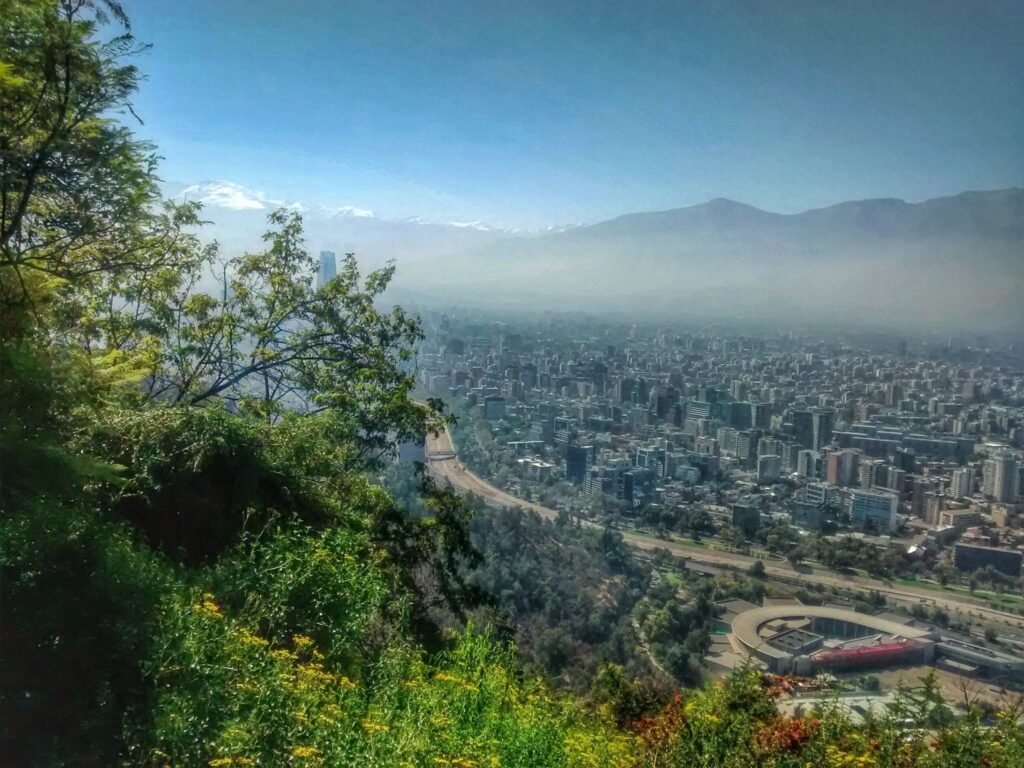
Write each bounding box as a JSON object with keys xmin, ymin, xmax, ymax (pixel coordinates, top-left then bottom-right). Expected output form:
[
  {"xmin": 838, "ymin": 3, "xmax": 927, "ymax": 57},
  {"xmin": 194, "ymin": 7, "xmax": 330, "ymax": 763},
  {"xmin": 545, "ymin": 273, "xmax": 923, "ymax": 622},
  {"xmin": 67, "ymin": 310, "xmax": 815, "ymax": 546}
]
[{"xmin": 5, "ymin": 4, "xmax": 1024, "ymax": 768}]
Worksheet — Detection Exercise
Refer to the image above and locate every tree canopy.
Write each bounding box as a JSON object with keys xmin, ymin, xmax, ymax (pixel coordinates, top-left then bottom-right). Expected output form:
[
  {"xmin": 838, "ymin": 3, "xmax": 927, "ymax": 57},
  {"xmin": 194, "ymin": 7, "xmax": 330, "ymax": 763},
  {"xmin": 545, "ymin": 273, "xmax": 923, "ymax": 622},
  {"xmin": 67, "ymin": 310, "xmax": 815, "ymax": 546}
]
[{"xmin": 4, "ymin": 3, "xmax": 1024, "ymax": 767}]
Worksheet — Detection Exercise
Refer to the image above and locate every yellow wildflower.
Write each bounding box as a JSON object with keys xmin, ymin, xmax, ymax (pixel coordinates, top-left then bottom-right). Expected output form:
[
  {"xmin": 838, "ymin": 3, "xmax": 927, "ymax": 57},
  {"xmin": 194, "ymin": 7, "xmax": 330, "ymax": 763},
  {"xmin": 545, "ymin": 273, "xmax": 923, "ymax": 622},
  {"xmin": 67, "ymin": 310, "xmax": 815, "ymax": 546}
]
[
  {"xmin": 291, "ymin": 745, "xmax": 319, "ymax": 759},
  {"xmin": 362, "ymin": 719, "xmax": 390, "ymax": 733},
  {"xmin": 193, "ymin": 594, "xmax": 223, "ymax": 619},
  {"xmin": 296, "ymin": 662, "xmax": 335, "ymax": 690},
  {"xmin": 239, "ymin": 629, "xmax": 268, "ymax": 648},
  {"xmin": 292, "ymin": 634, "xmax": 314, "ymax": 650}
]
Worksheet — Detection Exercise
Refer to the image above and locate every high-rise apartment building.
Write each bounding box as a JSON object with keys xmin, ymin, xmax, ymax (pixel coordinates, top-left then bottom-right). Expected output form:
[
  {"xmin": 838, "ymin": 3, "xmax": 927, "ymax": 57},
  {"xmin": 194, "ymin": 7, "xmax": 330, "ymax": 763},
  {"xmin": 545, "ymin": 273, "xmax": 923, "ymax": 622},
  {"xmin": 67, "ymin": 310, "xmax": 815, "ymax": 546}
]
[
  {"xmin": 826, "ymin": 448, "xmax": 860, "ymax": 487},
  {"xmin": 982, "ymin": 453, "xmax": 1020, "ymax": 502},
  {"xmin": 796, "ymin": 449, "xmax": 818, "ymax": 478},
  {"xmin": 949, "ymin": 467, "xmax": 975, "ymax": 500},
  {"xmin": 812, "ymin": 409, "xmax": 835, "ymax": 451}
]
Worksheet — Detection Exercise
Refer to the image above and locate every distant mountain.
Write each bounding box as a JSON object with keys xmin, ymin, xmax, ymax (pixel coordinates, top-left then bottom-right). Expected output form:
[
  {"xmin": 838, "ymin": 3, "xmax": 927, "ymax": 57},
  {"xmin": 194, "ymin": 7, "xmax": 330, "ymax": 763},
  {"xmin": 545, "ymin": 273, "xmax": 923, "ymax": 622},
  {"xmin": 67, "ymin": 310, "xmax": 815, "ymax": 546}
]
[
  {"xmin": 394, "ymin": 189, "xmax": 1024, "ymax": 332},
  {"xmin": 166, "ymin": 180, "xmax": 513, "ymax": 268}
]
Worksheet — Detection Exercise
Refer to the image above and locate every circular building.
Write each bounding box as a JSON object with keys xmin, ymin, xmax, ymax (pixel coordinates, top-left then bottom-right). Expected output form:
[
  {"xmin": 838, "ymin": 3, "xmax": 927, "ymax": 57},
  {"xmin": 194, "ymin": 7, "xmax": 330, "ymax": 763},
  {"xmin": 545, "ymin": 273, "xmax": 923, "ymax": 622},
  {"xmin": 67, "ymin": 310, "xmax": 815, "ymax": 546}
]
[{"xmin": 731, "ymin": 604, "xmax": 936, "ymax": 675}]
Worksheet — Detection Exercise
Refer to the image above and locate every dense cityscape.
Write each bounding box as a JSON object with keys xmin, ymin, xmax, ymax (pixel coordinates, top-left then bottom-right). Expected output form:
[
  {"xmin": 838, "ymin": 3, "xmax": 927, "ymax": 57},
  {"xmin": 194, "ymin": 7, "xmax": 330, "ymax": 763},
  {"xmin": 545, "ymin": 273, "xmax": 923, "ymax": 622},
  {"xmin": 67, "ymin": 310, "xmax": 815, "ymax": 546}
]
[
  {"xmin": 5, "ymin": 2, "xmax": 1024, "ymax": 765},
  {"xmin": 403, "ymin": 307, "xmax": 1024, "ymax": 702}
]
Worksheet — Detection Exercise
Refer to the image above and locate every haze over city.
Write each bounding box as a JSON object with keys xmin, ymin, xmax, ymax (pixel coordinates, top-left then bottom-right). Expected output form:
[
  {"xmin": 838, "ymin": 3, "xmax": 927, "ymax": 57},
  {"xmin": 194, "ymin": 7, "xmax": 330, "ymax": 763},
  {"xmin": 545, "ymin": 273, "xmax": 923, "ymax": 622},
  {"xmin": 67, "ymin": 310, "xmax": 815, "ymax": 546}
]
[
  {"xmin": 4, "ymin": 2, "xmax": 1024, "ymax": 766},
  {"xmin": 124, "ymin": 0, "xmax": 1024, "ymax": 332}
]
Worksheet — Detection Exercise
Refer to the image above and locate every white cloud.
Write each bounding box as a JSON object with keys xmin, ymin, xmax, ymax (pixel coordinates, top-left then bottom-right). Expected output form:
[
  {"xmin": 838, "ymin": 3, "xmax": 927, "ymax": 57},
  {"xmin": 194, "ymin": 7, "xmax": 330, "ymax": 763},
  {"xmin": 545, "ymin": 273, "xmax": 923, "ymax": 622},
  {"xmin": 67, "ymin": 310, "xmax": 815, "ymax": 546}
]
[
  {"xmin": 178, "ymin": 181, "xmax": 379, "ymax": 220},
  {"xmin": 315, "ymin": 204, "xmax": 376, "ymax": 219},
  {"xmin": 449, "ymin": 220, "xmax": 493, "ymax": 231},
  {"xmin": 181, "ymin": 181, "xmax": 273, "ymax": 210}
]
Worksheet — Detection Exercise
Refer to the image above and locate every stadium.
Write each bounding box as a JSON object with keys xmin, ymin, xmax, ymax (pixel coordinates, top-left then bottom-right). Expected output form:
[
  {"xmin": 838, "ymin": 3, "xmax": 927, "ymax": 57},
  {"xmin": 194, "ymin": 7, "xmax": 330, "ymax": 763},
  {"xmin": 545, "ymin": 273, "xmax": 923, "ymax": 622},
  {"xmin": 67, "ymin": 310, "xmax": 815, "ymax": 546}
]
[
  {"xmin": 710, "ymin": 600, "xmax": 1024, "ymax": 682},
  {"xmin": 723, "ymin": 602, "xmax": 937, "ymax": 675}
]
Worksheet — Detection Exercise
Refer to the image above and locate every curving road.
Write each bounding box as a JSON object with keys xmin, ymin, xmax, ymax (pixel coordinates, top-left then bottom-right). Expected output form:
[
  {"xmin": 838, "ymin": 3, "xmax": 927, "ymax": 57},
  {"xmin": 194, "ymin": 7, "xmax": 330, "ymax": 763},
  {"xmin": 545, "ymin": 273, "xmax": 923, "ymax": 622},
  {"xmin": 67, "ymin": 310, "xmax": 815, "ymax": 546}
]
[{"xmin": 425, "ymin": 427, "xmax": 1024, "ymax": 630}]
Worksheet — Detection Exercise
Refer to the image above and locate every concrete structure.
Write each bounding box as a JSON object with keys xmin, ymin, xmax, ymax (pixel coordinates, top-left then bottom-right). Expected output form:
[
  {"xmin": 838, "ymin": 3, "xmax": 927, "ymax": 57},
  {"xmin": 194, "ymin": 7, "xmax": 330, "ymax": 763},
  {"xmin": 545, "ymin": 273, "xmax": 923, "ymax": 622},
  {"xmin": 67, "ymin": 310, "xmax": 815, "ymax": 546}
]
[
  {"xmin": 757, "ymin": 454, "xmax": 782, "ymax": 484},
  {"xmin": 950, "ymin": 468, "xmax": 975, "ymax": 500},
  {"xmin": 983, "ymin": 452, "xmax": 1020, "ymax": 503},
  {"xmin": 730, "ymin": 604, "xmax": 935, "ymax": 674},
  {"xmin": 796, "ymin": 449, "xmax": 818, "ymax": 478},
  {"xmin": 953, "ymin": 543, "xmax": 1022, "ymax": 577},
  {"xmin": 849, "ymin": 488, "xmax": 899, "ymax": 533},
  {"xmin": 935, "ymin": 638, "xmax": 1024, "ymax": 678}
]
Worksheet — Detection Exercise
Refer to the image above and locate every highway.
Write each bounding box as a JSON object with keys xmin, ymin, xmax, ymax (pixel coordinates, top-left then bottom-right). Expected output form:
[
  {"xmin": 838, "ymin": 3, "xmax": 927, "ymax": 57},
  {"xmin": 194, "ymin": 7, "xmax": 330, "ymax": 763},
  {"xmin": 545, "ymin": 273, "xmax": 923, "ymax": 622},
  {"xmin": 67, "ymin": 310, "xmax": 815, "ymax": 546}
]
[{"xmin": 425, "ymin": 426, "xmax": 1024, "ymax": 630}]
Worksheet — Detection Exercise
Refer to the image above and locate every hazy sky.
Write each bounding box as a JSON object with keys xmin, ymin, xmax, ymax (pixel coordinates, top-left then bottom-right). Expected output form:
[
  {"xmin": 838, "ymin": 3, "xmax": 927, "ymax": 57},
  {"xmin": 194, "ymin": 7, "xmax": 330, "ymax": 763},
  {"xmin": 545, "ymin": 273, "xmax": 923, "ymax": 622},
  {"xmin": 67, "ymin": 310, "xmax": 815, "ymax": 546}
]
[{"xmin": 128, "ymin": 0, "xmax": 1024, "ymax": 228}]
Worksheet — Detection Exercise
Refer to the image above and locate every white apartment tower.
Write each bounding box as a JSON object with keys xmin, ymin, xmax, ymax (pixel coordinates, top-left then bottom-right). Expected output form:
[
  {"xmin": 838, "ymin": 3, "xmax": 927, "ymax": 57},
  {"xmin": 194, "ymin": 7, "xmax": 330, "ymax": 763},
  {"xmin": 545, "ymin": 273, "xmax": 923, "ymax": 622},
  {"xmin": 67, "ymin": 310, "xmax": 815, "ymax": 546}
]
[{"xmin": 983, "ymin": 453, "xmax": 1020, "ymax": 503}]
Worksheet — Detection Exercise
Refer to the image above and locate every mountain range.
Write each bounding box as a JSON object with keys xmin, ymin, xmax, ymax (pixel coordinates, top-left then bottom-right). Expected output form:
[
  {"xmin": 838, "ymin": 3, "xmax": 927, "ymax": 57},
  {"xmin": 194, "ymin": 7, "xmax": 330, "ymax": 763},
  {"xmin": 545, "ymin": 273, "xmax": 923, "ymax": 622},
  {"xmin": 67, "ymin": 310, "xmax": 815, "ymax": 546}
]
[
  {"xmin": 177, "ymin": 183, "xmax": 1024, "ymax": 332},
  {"xmin": 394, "ymin": 188, "xmax": 1024, "ymax": 332}
]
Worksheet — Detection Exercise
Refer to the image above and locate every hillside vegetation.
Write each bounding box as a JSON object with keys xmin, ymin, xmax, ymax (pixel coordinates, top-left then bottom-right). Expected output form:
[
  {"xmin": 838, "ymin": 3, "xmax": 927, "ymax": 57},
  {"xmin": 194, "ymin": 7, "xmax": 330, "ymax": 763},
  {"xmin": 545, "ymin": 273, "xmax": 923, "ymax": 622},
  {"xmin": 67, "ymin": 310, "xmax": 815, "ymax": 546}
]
[{"xmin": 2, "ymin": 2, "xmax": 1024, "ymax": 766}]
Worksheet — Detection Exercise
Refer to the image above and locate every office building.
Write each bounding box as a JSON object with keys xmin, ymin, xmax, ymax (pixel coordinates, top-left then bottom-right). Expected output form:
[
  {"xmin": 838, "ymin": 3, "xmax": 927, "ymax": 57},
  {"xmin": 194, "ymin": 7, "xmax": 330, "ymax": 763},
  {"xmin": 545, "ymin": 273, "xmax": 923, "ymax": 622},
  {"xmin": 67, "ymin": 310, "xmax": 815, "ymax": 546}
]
[
  {"xmin": 565, "ymin": 444, "xmax": 595, "ymax": 485},
  {"xmin": 317, "ymin": 250, "xmax": 337, "ymax": 289},
  {"xmin": 792, "ymin": 409, "xmax": 814, "ymax": 450},
  {"xmin": 911, "ymin": 477, "xmax": 940, "ymax": 521},
  {"xmin": 804, "ymin": 482, "xmax": 840, "ymax": 508},
  {"xmin": 849, "ymin": 488, "xmax": 899, "ymax": 533},
  {"xmin": 736, "ymin": 430, "xmax": 760, "ymax": 468},
  {"xmin": 813, "ymin": 409, "xmax": 835, "ymax": 451},
  {"xmin": 751, "ymin": 402, "xmax": 772, "ymax": 431},
  {"xmin": 757, "ymin": 454, "xmax": 782, "ymax": 484},
  {"xmin": 953, "ymin": 544, "xmax": 1022, "ymax": 577}
]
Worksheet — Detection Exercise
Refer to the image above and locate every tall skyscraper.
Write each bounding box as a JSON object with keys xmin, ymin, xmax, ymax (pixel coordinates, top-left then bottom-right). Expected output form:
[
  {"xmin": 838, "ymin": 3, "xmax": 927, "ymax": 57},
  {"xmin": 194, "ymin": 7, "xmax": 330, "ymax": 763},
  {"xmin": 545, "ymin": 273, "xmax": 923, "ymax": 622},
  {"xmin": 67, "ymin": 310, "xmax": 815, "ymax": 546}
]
[
  {"xmin": 982, "ymin": 452, "xmax": 1020, "ymax": 502},
  {"xmin": 791, "ymin": 409, "xmax": 814, "ymax": 450},
  {"xmin": 949, "ymin": 468, "xmax": 975, "ymax": 500},
  {"xmin": 792, "ymin": 407, "xmax": 834, "ymax": 451},
  {"xmin": 812, "ymin": 408, "xmax": 835, "ymax": 451},
  {"xmin": 318, "ymin": 250, "xmax": 337, "ymax": 289}
]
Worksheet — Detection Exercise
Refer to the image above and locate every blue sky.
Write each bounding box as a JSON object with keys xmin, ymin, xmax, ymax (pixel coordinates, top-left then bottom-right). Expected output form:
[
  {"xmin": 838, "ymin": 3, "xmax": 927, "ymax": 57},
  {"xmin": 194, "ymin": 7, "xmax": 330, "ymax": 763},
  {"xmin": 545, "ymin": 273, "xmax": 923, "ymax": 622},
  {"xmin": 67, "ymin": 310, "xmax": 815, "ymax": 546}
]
[{"xmin": 127, "ymin": 0, "xmax": 1024, "ymax": 228}]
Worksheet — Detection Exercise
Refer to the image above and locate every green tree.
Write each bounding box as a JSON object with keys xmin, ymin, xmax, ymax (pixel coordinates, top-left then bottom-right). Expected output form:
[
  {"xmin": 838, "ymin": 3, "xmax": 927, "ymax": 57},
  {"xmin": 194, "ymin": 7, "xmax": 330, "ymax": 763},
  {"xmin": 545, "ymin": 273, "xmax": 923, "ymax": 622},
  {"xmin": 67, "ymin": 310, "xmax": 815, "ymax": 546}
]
[{"xmin": 1, "ymin": 0, "xmax": 201, "ymax": 336}]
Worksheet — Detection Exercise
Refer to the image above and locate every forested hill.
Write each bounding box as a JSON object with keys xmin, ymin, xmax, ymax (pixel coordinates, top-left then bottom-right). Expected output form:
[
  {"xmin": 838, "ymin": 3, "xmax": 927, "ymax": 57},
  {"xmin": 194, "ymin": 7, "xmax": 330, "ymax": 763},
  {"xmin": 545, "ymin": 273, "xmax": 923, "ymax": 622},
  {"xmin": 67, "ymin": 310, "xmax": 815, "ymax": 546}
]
[{"xmin": 2, "ymin": 3, "xmax": 1024, "ymax": 766}]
